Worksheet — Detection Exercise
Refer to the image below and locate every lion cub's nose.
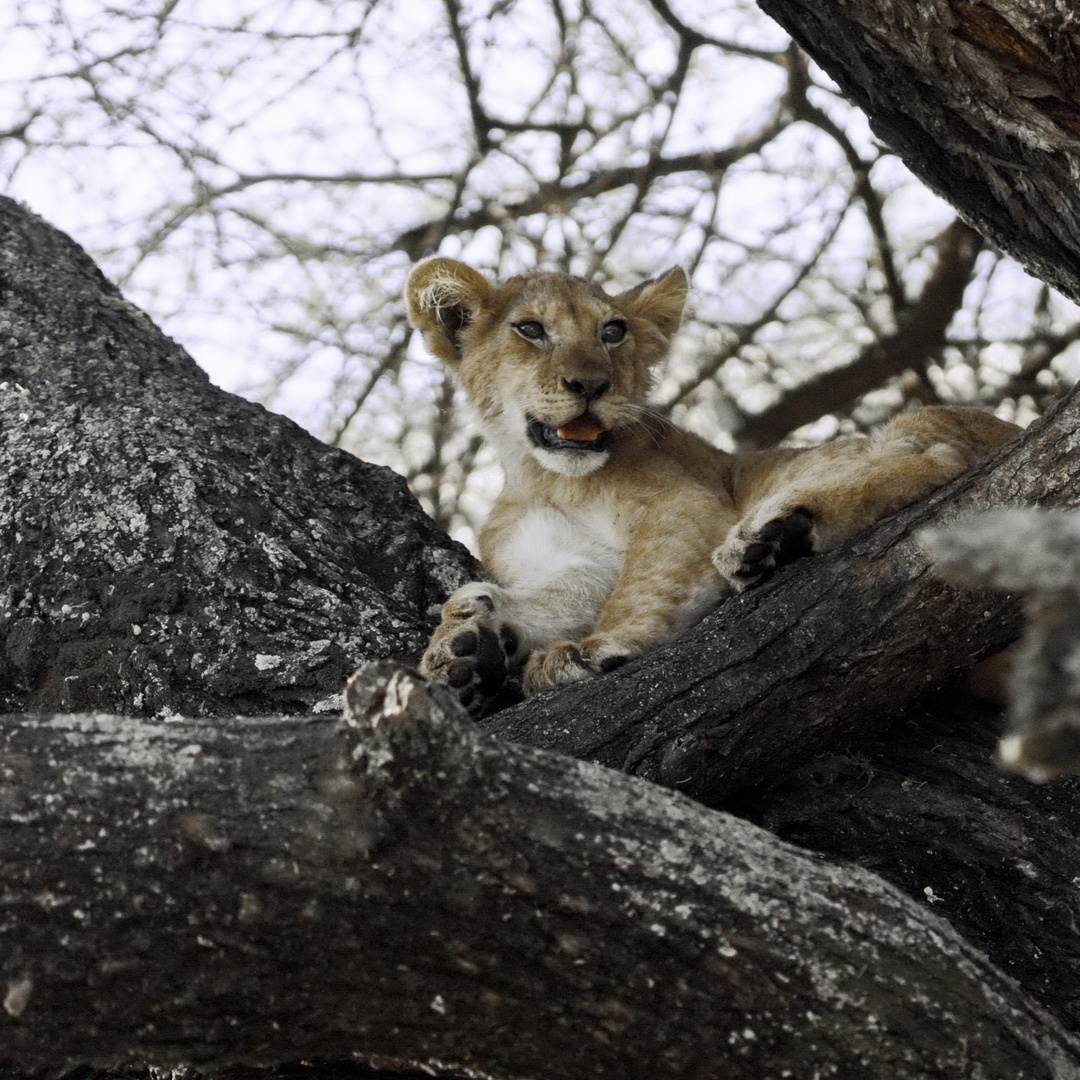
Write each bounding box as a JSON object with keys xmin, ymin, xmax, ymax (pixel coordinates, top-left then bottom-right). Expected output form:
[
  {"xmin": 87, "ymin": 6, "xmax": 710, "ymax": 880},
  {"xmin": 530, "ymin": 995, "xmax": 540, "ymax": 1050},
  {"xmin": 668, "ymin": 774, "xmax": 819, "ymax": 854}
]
[{"xmin": 561, "ymin": 377, "xmax": 611, "ymax": 403}]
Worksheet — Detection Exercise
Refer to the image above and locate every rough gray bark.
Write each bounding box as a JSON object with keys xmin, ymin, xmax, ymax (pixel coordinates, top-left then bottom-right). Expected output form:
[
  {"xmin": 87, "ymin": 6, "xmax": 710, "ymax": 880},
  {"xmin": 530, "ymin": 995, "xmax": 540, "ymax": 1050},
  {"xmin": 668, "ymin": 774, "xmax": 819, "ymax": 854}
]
[
  {"xmin": 0, "ymin": 195, "xmax": 479, "ymax": 718},
  {"xmin": 754, "ymin": 0, "xmax": 1080, "ymax": 304},
  {"xmin": 483, "ymin": 381, "xmax": 1080, "ymax": 807},
  {"xmin": 0, "ymin": 664, "xmax": 1077, "ymax": 1080}
]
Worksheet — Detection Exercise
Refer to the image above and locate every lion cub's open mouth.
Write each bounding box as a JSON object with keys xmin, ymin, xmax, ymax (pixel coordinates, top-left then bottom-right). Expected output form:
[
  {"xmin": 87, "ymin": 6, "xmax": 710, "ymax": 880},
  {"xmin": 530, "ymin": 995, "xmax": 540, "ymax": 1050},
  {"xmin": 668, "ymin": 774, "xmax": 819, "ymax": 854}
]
[{"xmin": 527, "ymin": 413, "xmax": 612, "ymax": 453}]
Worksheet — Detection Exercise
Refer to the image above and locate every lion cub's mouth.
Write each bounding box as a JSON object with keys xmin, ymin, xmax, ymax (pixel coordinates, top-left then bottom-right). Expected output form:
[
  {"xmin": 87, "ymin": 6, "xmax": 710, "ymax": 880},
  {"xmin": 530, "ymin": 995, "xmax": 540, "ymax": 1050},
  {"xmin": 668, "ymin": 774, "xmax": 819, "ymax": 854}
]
[{"xmin": 527, "ymin": 413, "xmax": 612, "ymax": 453}]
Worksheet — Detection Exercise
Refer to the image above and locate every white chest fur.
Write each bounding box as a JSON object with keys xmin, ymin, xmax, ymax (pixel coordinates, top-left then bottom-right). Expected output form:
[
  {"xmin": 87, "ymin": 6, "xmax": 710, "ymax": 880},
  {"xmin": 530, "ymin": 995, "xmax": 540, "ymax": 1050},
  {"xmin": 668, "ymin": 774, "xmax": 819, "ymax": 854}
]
[
  {"xmin": 492, "ymin": 503, "xmax": 624, "ymax": 592},
  {"xmin": 485, "ymin": 502, "xmax": 625, "ymax": 647}
]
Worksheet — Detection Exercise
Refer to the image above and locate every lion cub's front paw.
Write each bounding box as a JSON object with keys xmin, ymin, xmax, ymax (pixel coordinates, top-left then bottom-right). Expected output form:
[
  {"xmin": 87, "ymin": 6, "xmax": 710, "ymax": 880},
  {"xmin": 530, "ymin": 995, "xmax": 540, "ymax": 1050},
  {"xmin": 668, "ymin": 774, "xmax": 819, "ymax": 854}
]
[
  {"xmin": 420, "ymin": 583, "xmax": 521, "ymax": 716},
  {"xmin": 523, "ymin": 637, "xmax": 631, "ymax": 696},
  {"xmin": 712, "ymin": 508, "xmax": 815, "ymax": 592}
]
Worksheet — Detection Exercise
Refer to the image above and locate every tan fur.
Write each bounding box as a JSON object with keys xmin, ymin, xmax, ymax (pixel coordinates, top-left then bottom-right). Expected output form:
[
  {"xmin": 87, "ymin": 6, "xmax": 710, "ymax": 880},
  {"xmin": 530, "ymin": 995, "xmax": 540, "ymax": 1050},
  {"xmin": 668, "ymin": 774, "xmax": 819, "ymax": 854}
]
[{"xmin": 405, "ymin": 257, "xmax": 1019, "ymax": 712}]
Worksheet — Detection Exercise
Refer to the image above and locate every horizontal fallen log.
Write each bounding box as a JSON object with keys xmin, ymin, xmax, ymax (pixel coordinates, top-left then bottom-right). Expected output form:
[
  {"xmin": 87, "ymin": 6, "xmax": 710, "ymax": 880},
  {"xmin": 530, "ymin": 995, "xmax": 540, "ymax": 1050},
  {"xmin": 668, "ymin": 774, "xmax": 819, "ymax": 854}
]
[{"xmin": 0, "ymin": 663, "xmax": 1077, "ymax": 1079}]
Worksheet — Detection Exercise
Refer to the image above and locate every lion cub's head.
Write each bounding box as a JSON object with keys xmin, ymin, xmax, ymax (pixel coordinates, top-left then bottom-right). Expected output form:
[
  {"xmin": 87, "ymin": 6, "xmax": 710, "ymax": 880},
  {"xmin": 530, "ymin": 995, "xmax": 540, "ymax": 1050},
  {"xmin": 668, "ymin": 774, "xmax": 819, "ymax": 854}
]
[{"xmin": 405, "ymin": 258, "xmax": 687, "ymax": 477}]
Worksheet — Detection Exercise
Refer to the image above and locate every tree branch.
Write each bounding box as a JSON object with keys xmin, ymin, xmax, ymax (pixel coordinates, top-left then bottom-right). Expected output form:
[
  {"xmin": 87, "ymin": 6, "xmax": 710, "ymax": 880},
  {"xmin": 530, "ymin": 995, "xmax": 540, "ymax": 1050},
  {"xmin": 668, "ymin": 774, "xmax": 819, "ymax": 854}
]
[
  {"xmin": 924, "ymin": 508, "xmax": 1080, "ymax": 781},
  {"xmin": 735, "ymin": 218, "xmax": 982, "ymax": 449},
  {"xmin": 734, "ymin": 688, "xmax": 1080, "ymax": 1034},
  {"xmin": 0, "ymin": 664, "xmax": 1076, "ymax": 1079},
  {"xmin": 755, "ymin": 0, "xmax": 1080, "ymax": 304},
  {"xmin": 391, "ymin": 118, "xmax": 789, "ymax": 260},
  {"xmin": 783, "ymin": 45, "xmax": 904, "ymax": 312}
]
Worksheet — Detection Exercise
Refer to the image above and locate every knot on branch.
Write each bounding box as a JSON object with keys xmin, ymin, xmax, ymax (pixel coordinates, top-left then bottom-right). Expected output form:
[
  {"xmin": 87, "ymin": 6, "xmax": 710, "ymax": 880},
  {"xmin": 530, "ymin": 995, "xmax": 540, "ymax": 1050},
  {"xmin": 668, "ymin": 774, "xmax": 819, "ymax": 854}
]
[
  {"xmin": 345, "ymin": 660, "xmax": 462, "ymax": 729},
  {"xmin": 344, "ymin": 661, "xmax": 504, "ymax": 795},
  {"xmin": 922, "ymin": 509, "xmax": 1080, "ymax": 781}
]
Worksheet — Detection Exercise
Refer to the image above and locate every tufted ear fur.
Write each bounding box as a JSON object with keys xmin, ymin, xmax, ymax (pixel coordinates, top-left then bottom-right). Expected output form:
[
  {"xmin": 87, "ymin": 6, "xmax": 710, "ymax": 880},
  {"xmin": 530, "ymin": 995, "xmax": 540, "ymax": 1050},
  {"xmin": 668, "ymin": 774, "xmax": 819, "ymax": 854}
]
[
  {"xmin": 615, "ymin": 266, "xmax": 688, "ymax": 345},
  {"xmin": 404, "ymin": 257, "xmax": 495, "ymax": 365}
]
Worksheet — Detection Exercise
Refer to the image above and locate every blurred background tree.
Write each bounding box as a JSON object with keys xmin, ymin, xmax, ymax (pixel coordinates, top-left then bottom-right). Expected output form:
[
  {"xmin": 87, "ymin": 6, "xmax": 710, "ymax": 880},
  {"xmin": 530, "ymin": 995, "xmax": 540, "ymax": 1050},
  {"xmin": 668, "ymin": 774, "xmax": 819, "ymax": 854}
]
[{"xmin": 3, "ymin": 0, "xmax": 1078, "ymax": 544}]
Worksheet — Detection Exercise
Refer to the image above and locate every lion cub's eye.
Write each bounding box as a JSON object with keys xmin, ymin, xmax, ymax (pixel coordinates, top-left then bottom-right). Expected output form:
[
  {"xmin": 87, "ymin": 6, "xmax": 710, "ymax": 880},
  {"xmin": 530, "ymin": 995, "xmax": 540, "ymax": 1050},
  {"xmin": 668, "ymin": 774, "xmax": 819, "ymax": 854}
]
[
  {"xmin": 514, "ymin": 319, "xmax": 546, "ymax": 341},
  {"xmin": 601, "ymin": 320, "xmax": 628, "ymax": 345}
]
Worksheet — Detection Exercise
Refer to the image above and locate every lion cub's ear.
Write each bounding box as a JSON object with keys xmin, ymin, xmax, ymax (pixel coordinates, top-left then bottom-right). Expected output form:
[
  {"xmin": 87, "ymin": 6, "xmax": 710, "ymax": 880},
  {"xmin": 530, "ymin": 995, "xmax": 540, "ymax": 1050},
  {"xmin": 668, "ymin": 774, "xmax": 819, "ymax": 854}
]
[
  {"xmin": 404, "ymin": 257, "xmax": 495, "ymax": 365},
  {"xmin": 615, "ymin": 266, "xmax": 688, "ymax": 344}
]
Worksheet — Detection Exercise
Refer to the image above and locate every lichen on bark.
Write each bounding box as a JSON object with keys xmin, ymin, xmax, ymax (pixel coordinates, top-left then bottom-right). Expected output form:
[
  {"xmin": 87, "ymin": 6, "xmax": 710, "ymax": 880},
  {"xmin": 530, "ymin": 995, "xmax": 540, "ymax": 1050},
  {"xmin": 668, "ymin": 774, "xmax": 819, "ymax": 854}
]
[{"xmin": 0, "ymin": 196, "xmax": 479, "ymax": 718}]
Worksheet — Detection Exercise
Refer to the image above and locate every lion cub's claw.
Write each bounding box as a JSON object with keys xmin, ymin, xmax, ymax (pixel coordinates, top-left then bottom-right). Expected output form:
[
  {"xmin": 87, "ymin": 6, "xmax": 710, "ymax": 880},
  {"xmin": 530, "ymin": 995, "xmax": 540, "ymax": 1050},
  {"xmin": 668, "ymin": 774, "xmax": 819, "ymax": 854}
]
[
  {"xmin": 523, "ymin": 638, "xmax": 631, "ymax": 695},
  {"xmin": 715, "ymin": 508, "xmax": 815, "ymax": 591},
  {"xmin": 420, "ymin": 586, "xmax": 520, "ymax": 716}
]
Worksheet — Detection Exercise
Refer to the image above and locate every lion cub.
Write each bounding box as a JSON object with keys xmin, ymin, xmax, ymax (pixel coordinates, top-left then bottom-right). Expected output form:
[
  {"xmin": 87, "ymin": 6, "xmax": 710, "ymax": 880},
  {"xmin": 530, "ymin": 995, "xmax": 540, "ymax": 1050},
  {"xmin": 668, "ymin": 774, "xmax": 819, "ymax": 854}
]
[{"xmin": 406, "ymin": 257, "xmax": 1017, "ymax": 714}]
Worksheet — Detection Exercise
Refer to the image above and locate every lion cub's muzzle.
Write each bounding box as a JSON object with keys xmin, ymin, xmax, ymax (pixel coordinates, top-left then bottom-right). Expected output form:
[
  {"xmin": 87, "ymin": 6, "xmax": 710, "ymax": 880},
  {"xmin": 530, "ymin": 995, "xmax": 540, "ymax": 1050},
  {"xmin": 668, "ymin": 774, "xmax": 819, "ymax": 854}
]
[{"xmin": 526, "ymin": 413, "xmax": 612, "ymax": 453}]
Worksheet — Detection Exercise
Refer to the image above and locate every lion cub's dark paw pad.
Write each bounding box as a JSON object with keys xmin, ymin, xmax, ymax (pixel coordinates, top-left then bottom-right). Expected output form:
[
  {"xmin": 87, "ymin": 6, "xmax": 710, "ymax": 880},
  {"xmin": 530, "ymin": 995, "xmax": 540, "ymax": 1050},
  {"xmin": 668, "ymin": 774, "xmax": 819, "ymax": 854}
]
[
  {"xmin": 733, "ymin": 509, "xmax": 815, "ymax": 587},
  {"xmin": 424, "ymin": 621, "xmax": 522, "ymax": 717},
  {"xmin": 450, "ymin": 631, "xmax": 479, "ymax": 657},
  {"xmin": 444, "ymin": 626, "xmax": 508, "ymax": 712}
]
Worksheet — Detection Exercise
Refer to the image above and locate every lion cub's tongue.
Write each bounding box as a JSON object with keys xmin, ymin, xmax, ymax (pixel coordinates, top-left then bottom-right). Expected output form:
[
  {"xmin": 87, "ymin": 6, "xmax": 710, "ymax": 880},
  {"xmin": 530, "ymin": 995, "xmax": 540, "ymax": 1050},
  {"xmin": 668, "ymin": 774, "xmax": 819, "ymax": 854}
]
[{"xmin": 557, "ymin": 415, "xmax": 606, "ymax": 442}]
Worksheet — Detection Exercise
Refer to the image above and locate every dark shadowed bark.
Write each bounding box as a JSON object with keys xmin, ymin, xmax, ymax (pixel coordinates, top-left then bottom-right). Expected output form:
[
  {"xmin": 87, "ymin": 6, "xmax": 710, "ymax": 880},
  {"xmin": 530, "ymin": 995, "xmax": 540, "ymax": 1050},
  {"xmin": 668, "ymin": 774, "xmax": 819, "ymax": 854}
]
[{"xmin": 733, "ymin": 693, "xmax": 1080, "ymax": 1034}]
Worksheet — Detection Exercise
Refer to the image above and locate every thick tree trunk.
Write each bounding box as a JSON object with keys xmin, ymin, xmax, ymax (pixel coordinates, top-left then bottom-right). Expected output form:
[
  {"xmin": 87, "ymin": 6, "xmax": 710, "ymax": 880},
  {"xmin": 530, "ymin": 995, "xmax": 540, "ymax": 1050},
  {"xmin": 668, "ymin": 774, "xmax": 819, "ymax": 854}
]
[
  {"xmin": 0, "ymin": 664, "xmax": 1077, "ymax": 1080},
  {"xmin": 755, "ymin": 0, "xmax": 1080, "ymax": 304},
  {"xmin": 0, "ymin": 197, "xmax": 479, "ymax": 718}
]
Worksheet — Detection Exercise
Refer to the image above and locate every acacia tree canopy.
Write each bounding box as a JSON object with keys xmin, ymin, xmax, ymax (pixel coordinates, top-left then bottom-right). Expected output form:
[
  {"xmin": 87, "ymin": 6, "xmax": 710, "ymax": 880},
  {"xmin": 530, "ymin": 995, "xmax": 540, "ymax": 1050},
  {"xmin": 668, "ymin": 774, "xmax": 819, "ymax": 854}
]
[{"xmin": 2, "ymin": 0, "xmax": 1078, "ymax": 540}]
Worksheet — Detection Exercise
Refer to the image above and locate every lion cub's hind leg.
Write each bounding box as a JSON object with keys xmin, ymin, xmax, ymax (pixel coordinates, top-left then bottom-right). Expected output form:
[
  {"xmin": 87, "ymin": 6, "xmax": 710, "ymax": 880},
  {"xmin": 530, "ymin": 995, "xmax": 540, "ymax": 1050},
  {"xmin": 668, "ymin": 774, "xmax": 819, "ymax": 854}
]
[
  {"xmin": 713, "ymin": 439, "xmax": 966, "ymax": 590},
  {"xmin": 420, "ymin": 582, "xmax": 524, "ymax": 716},
  {"xmin": 713, "ymin": 407, "xmax": 1018, "ymax": 591}
]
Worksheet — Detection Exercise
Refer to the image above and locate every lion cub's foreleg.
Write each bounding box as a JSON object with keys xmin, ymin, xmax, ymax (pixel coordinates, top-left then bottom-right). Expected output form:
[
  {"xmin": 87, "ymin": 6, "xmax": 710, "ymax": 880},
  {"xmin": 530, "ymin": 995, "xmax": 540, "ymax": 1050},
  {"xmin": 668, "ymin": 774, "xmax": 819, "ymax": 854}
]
[
  {"xmin": 423, "ymin": 490, "xmax": 730, "ymax": 709},
  {"xmin": 421, "ymin": 577, "xmax": 596, "ymax": 715},
  {"xmin": 523, "ymin": 492, "xmax": 728, "ymax": 695},
  {"xmin": 713, "ymin": 406, "xmax": 1018, "ymax": 591},
  {"xmin": 421, "ymin": 548, "xmax": 619, "ymax": 715}
]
